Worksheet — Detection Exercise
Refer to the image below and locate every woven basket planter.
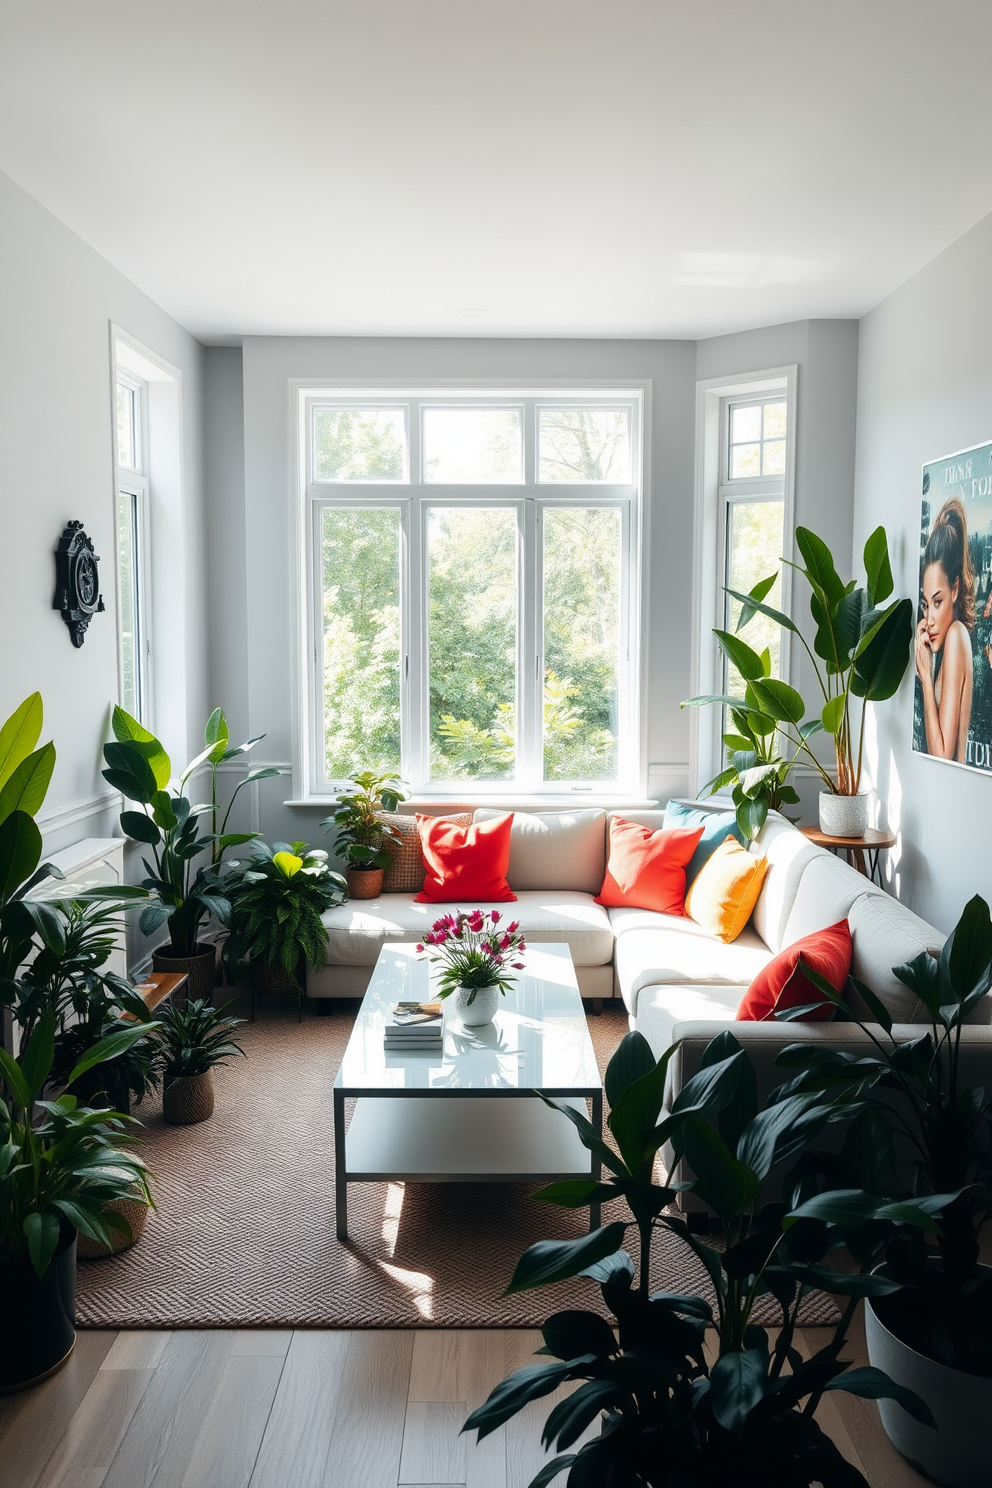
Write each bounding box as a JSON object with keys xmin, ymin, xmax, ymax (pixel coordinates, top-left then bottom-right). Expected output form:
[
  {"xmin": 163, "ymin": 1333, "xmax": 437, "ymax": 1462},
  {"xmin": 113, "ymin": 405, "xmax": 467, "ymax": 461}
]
[
  {"xmin": 345, "ymin": 867, "xmax": 383, "ymax": 900},
  {"xmin": 77, "ymin": 1193, "xmax": 149, "ymax": 1260},
  {"xmin": 163, "ymin": 1070, "xmax": 215, "ymax": 1125},
  {"xmin": 152, "ymin": 943, "xmax": 216, "ymax": 1004}
]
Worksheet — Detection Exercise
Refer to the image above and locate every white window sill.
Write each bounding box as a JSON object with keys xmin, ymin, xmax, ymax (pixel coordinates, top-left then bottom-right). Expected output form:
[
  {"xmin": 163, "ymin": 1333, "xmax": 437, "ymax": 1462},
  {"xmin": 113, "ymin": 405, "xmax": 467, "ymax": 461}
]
[{"xmin": 284, "ymin": 793, "xmax": 659, "ymax": 811}]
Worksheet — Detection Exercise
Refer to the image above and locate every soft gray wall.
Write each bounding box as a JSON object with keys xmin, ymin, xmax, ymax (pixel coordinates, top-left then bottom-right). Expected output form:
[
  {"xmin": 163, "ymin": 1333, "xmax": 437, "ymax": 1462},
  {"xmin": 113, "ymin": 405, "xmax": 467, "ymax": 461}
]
[
  {"xmin": 854, "ymin": 211, "xmax": 992, "ymax": 931},
  {"xmin": 0, "ymin": 168, "xmax": 208, "ymax": 855},
  {"xmin": 696, "ymin": 319, "xmax": 860, "ymax": 818},
  {"xmin": 226, "ymin": 336, "xmax": 696, "ymax": 845}
]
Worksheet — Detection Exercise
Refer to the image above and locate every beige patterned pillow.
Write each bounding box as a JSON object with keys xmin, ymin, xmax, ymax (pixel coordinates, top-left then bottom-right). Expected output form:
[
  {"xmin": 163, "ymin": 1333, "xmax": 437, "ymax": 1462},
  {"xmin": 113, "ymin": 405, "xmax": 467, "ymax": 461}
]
[{"xmin": 379, "ymin": 812, "xmax": 471, "ymax": 893}]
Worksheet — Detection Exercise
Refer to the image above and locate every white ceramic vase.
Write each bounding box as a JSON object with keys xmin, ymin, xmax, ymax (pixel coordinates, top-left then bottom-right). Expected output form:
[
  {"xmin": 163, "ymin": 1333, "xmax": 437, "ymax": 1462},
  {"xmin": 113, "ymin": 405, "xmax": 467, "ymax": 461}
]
[
  {"xmin": 865, "ymin": 1270, "xmax": 992, "ymax": 1488},
  {"xmin": 454, "ymin": 984, "xmax": 500, "ymax": 1028},
  {"xmin": 818, "ymin": 789, "xmax": 870, "ymax": 838}
]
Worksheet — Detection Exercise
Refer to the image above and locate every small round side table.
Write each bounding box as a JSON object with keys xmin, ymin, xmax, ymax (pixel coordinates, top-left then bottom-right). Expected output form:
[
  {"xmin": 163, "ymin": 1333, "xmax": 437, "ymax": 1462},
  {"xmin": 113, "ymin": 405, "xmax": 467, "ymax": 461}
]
[{"xmin": 800, "ymin": 825, "xmax": 896, "ymax": 886}]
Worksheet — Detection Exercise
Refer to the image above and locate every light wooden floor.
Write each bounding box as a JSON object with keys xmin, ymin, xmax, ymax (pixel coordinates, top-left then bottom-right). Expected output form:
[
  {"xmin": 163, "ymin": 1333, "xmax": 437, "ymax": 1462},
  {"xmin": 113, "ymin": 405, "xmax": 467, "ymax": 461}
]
[{"xmin": 0, "ymin": 1313, "xmax": 933, "ymax": 1488}]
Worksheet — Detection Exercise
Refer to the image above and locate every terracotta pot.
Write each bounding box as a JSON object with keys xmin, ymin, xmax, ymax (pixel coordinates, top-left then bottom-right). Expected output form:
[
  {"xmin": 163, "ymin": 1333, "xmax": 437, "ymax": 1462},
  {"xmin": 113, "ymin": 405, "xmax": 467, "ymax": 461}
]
[
  {"xmin": 152, "ymin": 942, "xmax": 216, "ymax": 1003},
  {"xmin": 163, "ymin": 1069, "xmax": 215, "ymax": 1125},
  {"xmin": 345, "ymin": 867, "xmax": 383, "ymax": 900},
  {"xmin": 76, "ymin": 1191, "xmax": 149, "ymax": 1259},
  {"xmin": 0, "ymin": 1227, "xmax": 76, "ymax": 1392}
]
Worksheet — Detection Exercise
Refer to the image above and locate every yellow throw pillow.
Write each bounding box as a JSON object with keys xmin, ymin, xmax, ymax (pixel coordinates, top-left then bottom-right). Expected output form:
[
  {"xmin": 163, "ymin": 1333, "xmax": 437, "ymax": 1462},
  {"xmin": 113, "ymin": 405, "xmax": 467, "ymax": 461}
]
[{"xmin": 684, "ymin": 837, "xmax": 768, "ymax": 943}]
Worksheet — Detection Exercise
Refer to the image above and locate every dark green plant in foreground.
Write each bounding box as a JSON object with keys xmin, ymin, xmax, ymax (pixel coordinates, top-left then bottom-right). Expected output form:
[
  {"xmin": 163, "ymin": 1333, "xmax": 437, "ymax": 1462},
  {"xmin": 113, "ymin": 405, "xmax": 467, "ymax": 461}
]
[
  {"xmin": 0, "ymin": 1012, "xmax": 152, "ymax": 1274},
  {"xmin": 465, "ymin": 1031, "xmax": 943, "ymax": 1488},
  {"xmin": 158, "ymin": 997, "xmax": 245, "ymax": 1082},
  {"xmin": 224, "ymin": 842, "xmax": 346, "ymax": 988},
  {"xmin": 777, "ymin": 893, "xmax": 992, "ymax": 1375}
]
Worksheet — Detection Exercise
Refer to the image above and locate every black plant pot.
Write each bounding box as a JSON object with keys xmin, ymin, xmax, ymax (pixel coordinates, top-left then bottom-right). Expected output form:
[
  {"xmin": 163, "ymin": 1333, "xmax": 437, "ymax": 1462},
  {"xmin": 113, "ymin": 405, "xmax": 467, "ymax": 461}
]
[{"xmin": 0, "ymin": 1226, "xmax": 77, "ymax": 1392}]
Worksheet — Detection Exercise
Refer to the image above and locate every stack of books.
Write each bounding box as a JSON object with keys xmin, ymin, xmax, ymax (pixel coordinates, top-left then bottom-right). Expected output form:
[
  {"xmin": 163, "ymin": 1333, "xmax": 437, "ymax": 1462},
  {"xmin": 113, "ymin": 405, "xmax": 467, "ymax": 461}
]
[{"xmin": 384, "ymin": 1000, "xmax": 444, "ymax": 1052}]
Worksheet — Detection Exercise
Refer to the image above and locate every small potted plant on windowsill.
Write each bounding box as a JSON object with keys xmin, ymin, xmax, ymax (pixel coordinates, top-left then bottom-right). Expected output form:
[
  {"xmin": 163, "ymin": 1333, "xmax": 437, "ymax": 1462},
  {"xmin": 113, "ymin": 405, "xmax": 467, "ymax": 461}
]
[
  {"xmin": 321, "ymin": 770, "xmax": 406, "ymax": 899},
  {"xmin": 224, "ymin": 842, "xmax": 347, "ymax": 1018},
  {"xmin": 417, "ymin": 910, "xmax": 526, "ymax": 1028}
]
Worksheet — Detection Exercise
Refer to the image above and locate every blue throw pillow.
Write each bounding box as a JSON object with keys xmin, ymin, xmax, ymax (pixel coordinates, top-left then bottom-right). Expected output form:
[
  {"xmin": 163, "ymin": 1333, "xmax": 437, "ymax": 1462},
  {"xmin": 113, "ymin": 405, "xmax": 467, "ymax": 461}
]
[{"xmin": 662, "ymin": 801, "xmax": 744, "ymax": 886}]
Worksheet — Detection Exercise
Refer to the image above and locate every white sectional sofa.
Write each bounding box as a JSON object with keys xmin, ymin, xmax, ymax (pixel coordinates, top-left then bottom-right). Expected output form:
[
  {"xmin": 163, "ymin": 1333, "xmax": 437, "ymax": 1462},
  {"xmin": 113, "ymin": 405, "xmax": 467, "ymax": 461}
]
[{"xmin": 312, "ymin": 802, "xmax": 992, "ymax": 1090}]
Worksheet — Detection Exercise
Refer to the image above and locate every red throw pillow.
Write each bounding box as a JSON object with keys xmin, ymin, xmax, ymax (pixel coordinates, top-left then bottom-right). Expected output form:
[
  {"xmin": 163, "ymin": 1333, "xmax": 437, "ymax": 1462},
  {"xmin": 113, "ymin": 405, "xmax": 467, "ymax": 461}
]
[
  {"xmin": 595, "ymin": 817, "xmax": 704, "ymax": 915},
  {"xmin": 414, "ymin": 813, "xmax": 517, "ymax": 903},
  {"xmin": 738, "ymin": 919, "xmax": 853, "ymax": 1022}
]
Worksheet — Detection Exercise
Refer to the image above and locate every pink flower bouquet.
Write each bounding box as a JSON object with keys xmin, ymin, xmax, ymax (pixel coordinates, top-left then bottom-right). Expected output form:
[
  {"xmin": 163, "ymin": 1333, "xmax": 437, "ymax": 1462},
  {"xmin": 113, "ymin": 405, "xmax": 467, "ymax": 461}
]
[{"xmin": 416, "ymin": 909, "xmax": 527, "ymax": 1005}]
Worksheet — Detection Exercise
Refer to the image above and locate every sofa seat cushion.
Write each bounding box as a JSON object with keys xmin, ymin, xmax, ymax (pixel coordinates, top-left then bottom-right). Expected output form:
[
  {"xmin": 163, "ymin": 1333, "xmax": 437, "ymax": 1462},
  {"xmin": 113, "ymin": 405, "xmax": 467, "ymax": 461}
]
[
  {"xmin": 608, "ymin": 907, "xmax": 772, "ymax": 1015},
  {"xmin": 631, "ymin": 982, "xmax": 747, "ymax": 1058},
  {"xmin": 322, "ymin": 890, "xmax": 615, "ymax": 967}
]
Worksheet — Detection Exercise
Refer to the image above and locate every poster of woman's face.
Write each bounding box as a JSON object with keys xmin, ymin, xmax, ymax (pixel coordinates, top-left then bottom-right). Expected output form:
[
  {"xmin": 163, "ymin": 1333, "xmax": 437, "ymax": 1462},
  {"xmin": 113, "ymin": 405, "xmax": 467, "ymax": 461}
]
[{"xmin": 914, "ymin": 441, "xmax": 992, "ymax": 773}]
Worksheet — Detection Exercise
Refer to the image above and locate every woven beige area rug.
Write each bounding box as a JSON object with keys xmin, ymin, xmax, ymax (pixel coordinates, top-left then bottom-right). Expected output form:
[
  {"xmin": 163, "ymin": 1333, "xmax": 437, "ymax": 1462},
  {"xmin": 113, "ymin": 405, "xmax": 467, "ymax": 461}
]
[{"xmin": 75, "ymin": 1001, "xmax": 838, "ymax": 1329}]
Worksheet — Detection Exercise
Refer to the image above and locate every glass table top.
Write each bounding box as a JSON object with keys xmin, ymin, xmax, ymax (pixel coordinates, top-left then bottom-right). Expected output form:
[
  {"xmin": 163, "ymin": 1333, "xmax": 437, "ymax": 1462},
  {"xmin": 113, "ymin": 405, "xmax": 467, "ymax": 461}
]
[{"xmin": 334, "ymin": 943, "xmax": 602, "ymax": 1095}]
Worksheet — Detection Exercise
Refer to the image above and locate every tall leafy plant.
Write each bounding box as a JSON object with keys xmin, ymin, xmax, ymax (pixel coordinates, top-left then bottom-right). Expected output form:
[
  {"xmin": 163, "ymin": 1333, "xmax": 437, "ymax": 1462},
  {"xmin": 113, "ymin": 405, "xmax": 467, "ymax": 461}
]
[
  {"xmin": 224, "ymin": 842, "xmax": 346, "ymax": 986},
  {"xmin": 321, "ymin": 770, "xmax": 406, "ymax": 870},
  {"xmin": 0, "ymin": 693, "xmax": 60, "ymax": 996},
  {"xmin": 102, "ymin": 706, "xmax": 282, "ymax": 955},
  {"xmin": 0, "ymin": 1011, "xmax": 152, "ymax": 1273},
  {"xmin": 465, "ymin": 1031, "xmax": 942, "ymax": 1488},
  {"xmin": 776, "ymin": 893, "xmax": 992, "ymax": 1375}
]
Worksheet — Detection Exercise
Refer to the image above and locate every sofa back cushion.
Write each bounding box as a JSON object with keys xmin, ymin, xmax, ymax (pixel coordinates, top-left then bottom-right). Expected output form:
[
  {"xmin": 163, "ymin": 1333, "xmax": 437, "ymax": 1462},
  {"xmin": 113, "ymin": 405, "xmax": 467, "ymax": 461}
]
[
  {"xmin": 783, "ymin": 852, "xmax": 879, "ymax": 946},
  {"xmin": 380, "ymin": 811, "xmax": 471, "ymax": 893},
  {"xmin": 473, "ymin": 808, "xmax": 607, "ymax": 893},
  {"xmin": 847, "ymin": 893, "xmax": 947, "ymax": 1023},
  {"xmin": 662, "ymin": 800, "xmax": 744, "ymax": 886},
  {"xmin": 750, "ymin": 814, "xmax": 823, "ymax": 954}
]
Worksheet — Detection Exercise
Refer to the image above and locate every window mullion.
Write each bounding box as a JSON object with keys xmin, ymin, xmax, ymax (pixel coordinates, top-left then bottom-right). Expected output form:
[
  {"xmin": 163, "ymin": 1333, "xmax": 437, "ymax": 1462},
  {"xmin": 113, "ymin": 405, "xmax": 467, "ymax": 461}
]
[
  {"xmin": 518, "ymin": 499, "xmax": 540, "ymax": 788},
  {"xmin": 405, "ymin": 498, "xmax": 425, "ymax": 789}
]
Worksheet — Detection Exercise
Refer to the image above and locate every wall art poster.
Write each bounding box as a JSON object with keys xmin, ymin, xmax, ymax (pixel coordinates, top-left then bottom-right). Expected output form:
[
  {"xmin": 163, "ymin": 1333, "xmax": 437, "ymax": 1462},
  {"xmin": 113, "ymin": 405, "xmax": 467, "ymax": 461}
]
[{"xmin": 913, "ymin": 441, "xmax": 992, "ymax": 773}]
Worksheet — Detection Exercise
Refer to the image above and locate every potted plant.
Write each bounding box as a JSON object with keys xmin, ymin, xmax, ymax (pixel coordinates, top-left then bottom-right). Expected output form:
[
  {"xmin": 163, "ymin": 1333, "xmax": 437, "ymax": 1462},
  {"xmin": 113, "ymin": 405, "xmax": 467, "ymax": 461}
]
[
  {"xmin": 321, "ymin": 770, "xmax": 406, "ymax": 898},
  {"xmin": 102, "ymin": 706, "xmax": 283, "ymax": 1000},
  {"xmin": 683, "ymin": 639, "xmax": 814, "ymax": 839},
  {"xmin": 158, "ymin": 997, "xmax": 245, "ymax": 1124},
  {"xmin": 725, "ymin": 526, "xmax": 913, "ymax": 837},
  {"xmin": 776, "ymin": 894, "xmax": 992, "ymax": 1487},
  {"xmin": 465, "ymin": 1030, "xmax": 939, "ymax": 1487},
  {"xmin": 0, "ymin": 1012, "xmax": 152, "ymax": 1390},
  {"xmin": 224, "ymin": 842, "xmax": 347, "ymax": 1018},
  {"xmin": 417, "ymin": 910, "xmax": 526, "ymax": 1027}
]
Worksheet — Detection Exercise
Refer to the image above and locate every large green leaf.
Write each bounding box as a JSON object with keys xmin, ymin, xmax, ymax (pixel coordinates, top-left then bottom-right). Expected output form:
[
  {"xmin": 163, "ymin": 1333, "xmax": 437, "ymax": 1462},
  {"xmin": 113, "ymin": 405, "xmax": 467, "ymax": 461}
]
[
  {"xmin": 505, "ymin": 1224, "xmax": 627, "ymax": 1294},
  {"xmin": 714, "ymin": 630, "xmax": 766, "ymax": 682},
  {"xmin": 541, "ymin": 1309, "xmax": 617, "ymax": 1361},
  {"xmin": 943, "ymin": 894, "xmax": 992, "ymax": 1003},
  {"xmin": 463, "ymin": 1360, "xmax": 588, "ymax": 1441},
  {"xmin": 863, "ymin": 526, "xmax": 894, "ymax": 607},
  {"xmin": 0, "ymin": 693, "xmax": 43, "ymax": 791},
  {"xmin": 726, "ymin": 587, "xmax": 799, "ymax": 637},
  {"xmin": 204, "ymin": 707, "xmax": 230, "ymax": 764},
  {"xmin": 111, "ymin": 706, "xmax": 171, "ymax": 787},
  {"xmin": 824, "ymin": 1367, "xmax": 935, "ymax": 1427},
  {"xmin": 17, "ymin": 1010, "xmax": 55, "ymax": 1103},
  {"xmin": 604, "ymin": 1030, "xmax": 656, "ymax": 1109},
  {"xmin": 120, "ymin": 810, "xmax": 162, "ymax": 846},
  {"xmin": 23, "ymin": 1210, "xmax": 61, "ymax": 1277},
  {"xmin": 851, "ymin": 599, "xmax": 914, "ymax": 700},
  {"xmin": 796, "ymin": 527, "xmax": 846, "ymax": 609},
  {"xmin": 0, "ymin": 1043, "xmax": 32, "ymax": 1111},
  {"xmin": 607, "ymin": 1042, "xmax": 677, "ymax": 1173},
  {"xmin": 65, "ymin": 1023, "xmax": 151, "ymax": 1087},
  {"xmin": 541, "ymin": 1379, "xmax": 624, "ymax": 1451},
  {"xmin": 0, "ymin": 809, "xmax": 42, "ymax": 905},
  {"xmin": 709, "ymin": 1348, "xmax": 768, "ymax": 1434},
  {"xmin": 103, "ymin": 742, "xmax": 160, "ymax": 804},
  {"xmin": 0, "ymin": 741, "xmax": 56, "ymax": 826},
  {"xmin": 748, "ymin": 677, "xmax": 806, "ymax": 725},
  {"xmin": 680, "ymin": 1115, "xmax": 756, "ymax": 1222},
  {"xmin": 820, "ymin": 694, "xmax": 845, "ymax": 735}
]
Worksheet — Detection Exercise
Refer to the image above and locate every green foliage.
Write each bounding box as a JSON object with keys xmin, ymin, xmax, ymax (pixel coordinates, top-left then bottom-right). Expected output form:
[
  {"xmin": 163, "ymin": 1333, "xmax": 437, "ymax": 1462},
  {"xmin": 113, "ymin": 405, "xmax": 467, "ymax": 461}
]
[
  {"xmin": 224, "ymin": 841, "xmax": 347, "ymax": 987},
  {"xmin": 158, "ymin": 997, "xmax": 245, "ymax": 1082},
  {"xmin": 0, "ymin": 1011, "xmax": 152, "ymax": 1274},
  {"xmin": 775, "ymin": 894, "xmax": 992, "ymax": 1375},
  {"xmin": 465, "ymin": 1031, "xmax": 938, "ymax": 1488},
  {"xmin": 0, "ymin": 695, "xmax": 63, "ymax": 994},
  {"xmin": 104, "ymin": 707, "xmax": 283, "ymax": 956},
  {"xmin": 321, "ymin": 770, "xmax": 406, "ymax": 869}
]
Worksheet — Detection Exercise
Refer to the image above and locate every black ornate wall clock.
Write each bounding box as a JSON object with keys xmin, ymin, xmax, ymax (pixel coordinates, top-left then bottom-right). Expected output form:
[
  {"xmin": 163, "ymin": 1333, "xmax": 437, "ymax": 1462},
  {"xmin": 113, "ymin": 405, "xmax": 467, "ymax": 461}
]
[{"xmin": 53, "ymin": 520, "xmax": 105, "ymax": 647}]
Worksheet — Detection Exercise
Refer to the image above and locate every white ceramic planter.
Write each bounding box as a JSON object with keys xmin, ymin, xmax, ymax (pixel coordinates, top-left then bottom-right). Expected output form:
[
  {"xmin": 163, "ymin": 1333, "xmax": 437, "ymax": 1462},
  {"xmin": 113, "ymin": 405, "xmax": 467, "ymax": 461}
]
[
  {"xmin": 818, "ymin": 789, "xmax": 870, "ymax": 837},
  {"xmin": 866, "ymin": 1275, "xmax": 992, "ymax": 1488},
  {"xmin": 454, "ymin": 984, "xmax": 500, "ymax": 1028}
]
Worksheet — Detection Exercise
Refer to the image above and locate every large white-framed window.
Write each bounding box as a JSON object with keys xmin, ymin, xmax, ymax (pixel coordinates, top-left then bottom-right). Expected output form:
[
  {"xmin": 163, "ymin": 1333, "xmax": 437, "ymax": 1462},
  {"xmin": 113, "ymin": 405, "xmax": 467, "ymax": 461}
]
[
  {"xmin": 114, "ymin": 368, "xmax": 150, "ymax": 722},
  {"xmin": 298, "ymin": 388, "xmax": 643, "ymax": 798},
  {"xmin": 690, "ymin": 368, "xmax": 797, "ymax": 792}
]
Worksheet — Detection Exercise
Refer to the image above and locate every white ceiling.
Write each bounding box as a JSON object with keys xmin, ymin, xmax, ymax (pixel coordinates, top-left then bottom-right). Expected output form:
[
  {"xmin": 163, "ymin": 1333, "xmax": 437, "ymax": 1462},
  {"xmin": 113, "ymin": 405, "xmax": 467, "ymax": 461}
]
[{"xmin": 2, "ymin": 1, "xmax": 992, "ymax": 344}]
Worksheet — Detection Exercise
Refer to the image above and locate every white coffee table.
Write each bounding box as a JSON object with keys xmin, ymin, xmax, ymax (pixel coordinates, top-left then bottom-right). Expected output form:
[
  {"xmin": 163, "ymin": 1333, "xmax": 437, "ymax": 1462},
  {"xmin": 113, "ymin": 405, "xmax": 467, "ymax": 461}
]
[{"xmin": 332, "ymin": 942, "xmax": 604, "ymax": 1241}]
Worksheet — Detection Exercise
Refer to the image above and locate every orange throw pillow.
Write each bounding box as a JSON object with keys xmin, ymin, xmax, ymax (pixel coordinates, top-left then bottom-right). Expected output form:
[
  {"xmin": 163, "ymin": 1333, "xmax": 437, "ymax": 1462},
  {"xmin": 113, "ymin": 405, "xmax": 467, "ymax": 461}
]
[
  {"xmin": 738, "ymin": 919, "xmax": 852, "ymax": 1022},
  {"xmin": 684, "ymin": 837, "xmax": 768, "ymax": 943},
  {"xmin": 414, "ymin": 813, "xmax": 517, "ymax": 903},
  {"xmin": 595, "ymin": 817, "xmax": 704, "ymax": 914}
]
